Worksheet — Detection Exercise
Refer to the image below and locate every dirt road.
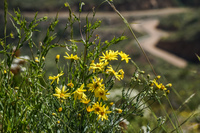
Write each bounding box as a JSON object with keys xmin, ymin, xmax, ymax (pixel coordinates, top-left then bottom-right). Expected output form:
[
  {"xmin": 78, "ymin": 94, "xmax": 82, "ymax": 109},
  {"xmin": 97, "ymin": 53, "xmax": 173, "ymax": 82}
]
[{"xmin": 131, "ymin": 19, "xmax": 187, "ymax": 68}]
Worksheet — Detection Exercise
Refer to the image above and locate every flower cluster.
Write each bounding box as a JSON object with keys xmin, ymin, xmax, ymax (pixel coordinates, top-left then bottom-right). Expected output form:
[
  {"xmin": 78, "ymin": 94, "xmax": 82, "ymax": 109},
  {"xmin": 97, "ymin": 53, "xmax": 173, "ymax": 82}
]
[
  {"xmin": 150, "ymin": 75, "xmax": 172, "ymax": 94},
  {"xmin": 90, "ymin": 50, "xmax": 130, "ymax": 80},
  {"xmin": 50, "ymin": 50, "xmax": 131, "ymax": 121}
]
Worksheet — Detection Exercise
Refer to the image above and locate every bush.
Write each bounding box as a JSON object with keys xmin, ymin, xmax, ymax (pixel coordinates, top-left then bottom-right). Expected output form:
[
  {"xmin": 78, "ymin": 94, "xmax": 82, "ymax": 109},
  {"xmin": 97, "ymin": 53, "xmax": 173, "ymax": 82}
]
[{"xmin": 0, "ymin": 0, "xmax": 194, "ymax": 132}]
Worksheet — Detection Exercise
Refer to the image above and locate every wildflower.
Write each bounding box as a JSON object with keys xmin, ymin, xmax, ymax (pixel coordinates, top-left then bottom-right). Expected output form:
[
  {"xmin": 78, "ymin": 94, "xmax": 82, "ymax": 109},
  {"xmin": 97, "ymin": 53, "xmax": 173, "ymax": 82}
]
[
  {"xmin": 166, "ymin": 83, "xmax": 172, "ymax": 88},
  {"xmin": 14, "ymin": 87, "xmax": 19, "ymax": 90},
  {"xmin": 80, "ymin": 98, "xmax": 91, "ymax": 104},
  {"xmin": 86, "ymin": 106, "xmax": 94, "ymax": 112},
  {"xmin": 4, "ymin": 70, "xmax": 7, "ymax": 74},
  {"xmin": 118, "ymin": 51, "xmax": 131, "ymax": 63},
  {"xmin": 97, "ymin": 105, "xmax": 112, "ymax": 121},
  {"xmin": 67, "ymin": 80, "xmax": 74, "ymax": 88},
  {"xmin": 57, "ymin": 121, "xmax": 60, "ymax": 124},
  {"xmin": 94, "ymin": 88, "xmax": 110, "ymax": 101},
  {"xmin": 87, "ymin": 77, "xmax": 104, "ymax": 93},
  {"xmin": 52, "ymin": 113, "xmax": 56, "ymax": 116},
  {"xmin": 116, "ymin": 108, "xmax": 123, "ymax": 113},
  {"xmin": 42, "ymin": 56, "xmax": 45, "ymax": 61},
  {"xmin": 92, "ymin": 102, "xmax": 102, "ymax": 114},
  {"xmin": 106, "ymin": 65, "xmax": 116, "ymax": 75},
  {"xmin": 115, "ymin": 69, "xmax": 124, "ymax": 80},
  {"xmin": 153, "ymin": 80, "xmax": 162, "ymax": 89},
  {"xmin": 106, "ymin": 66, "xmax": 124, "ymax": 80},
  {"xmin": 161, "ymin": 85, "xmax": 167, "ymax": 91},
  {"xmin": 64, "ymin": 52, "xmax": 79, "ymax": 60},
  {"xmin": 73, "ymin": 84, "xmax": 87, "ymax": 100},
  {"xmin": 89, "ymin": 60, "xmax": 109, "ymax": 72},
  {"xmin": 153, "ymin": 80, "xmax": 167, "ymax": 90},
  {"xmin": 58, "ymin": 107, "xmax": 62, "ymax": 112},
  {"xmin": 56, "ymin": 54, "xmax": 60, "ymax": 63},
  {"xmin": 100, "ymin": 50, "xmax": 118, "ymax": 62},
  {"xmin": 109, "ymin": 102, "xmax": 114, "ymax": 106},
  {"xmin": 53, "ymin": 86, "xmax": 71, "ymax": 99},
  {"xmin": 156, "ymin": 75, "xmax": 161, "ymax": 79},
  {"xmin": 49, "ymin": 71, "xmax": 64, "ymax": 85},
  {"xmin": 166, "ymin": 89, "xmax": 170, "ymax": 94},
  {"xmin": 35, "ymin": 57, "xmax": 39, "ymax": 63},
  {"xmin": 56, "ymin": 54, "xmax": 60, "ymax": 60}
]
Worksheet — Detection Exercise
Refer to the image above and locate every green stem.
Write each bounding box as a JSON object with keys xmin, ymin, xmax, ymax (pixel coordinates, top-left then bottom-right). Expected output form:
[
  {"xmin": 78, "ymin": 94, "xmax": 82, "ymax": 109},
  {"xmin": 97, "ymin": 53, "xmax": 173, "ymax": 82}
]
[
  {"xmin": 4, "ymin": 0, "xmax": 7, "ymax": 46},
  {"xmin": 2, "ymin": 1, "xmax": 8, "ymax": 131},
  {"xmin": 106, "ymin": 1, "xmax": 157, "ymax": 76}
]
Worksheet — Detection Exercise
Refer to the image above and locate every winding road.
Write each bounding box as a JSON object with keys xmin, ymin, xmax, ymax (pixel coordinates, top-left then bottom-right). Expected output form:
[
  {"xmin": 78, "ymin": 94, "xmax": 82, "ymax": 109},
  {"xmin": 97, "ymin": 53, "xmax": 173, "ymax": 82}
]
[{"xmin": 131, "ymin": 19, "xmax": 188, "ymax": 68}]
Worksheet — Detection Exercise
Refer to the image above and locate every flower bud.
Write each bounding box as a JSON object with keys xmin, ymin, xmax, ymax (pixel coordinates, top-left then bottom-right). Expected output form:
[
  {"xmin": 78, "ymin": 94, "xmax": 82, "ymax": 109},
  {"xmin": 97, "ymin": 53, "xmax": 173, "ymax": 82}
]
[
  {"xmin": 109, "ymin": 102, "xmax": 114, "ymax": 106},
  {"xmin": 58, "ymin": 107, "xmax": 62, "ymax": 112},
  {"xmin": 56, "ymin": 55, "xmax": 60, "ymax": 63},
  {"xmin": 166, "ymin": 83, "xmax": 172, "ymax": 88},
  {"xmin": 52, "ymin": 113, "xmax": 56, "ymax": 116}
]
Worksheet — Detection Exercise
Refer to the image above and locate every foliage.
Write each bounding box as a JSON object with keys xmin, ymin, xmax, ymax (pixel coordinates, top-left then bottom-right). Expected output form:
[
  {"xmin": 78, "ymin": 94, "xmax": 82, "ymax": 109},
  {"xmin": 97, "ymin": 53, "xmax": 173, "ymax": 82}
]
[
  {"xmin": 156, "ymin": 10, "xmax": 200, "ymax": 63},
  {"xmin": 157, "ymin": 10, "xmax": 200, "ymax": 42},
  {"xmin": 0, "ymin": 0, "xmax": 195, "ymax": 132}
]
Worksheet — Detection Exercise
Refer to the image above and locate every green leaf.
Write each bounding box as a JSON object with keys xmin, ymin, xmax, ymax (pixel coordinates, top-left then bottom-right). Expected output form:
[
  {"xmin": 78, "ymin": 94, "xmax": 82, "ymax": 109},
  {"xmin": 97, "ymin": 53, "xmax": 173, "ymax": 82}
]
[{"xmin": 10, "ymin": 19, "xmax": 21, "ymax": 38}]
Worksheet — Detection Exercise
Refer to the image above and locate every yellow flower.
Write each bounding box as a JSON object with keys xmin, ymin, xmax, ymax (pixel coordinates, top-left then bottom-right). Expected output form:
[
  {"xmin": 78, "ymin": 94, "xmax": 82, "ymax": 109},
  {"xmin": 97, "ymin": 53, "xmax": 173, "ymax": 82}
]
[
  {"xmin": 161, "ymin": 84, "xmax": 167, "ymax": 90},
  {"xmin": 97, "ymin": 105, "xmax": 112, "ymax": 121},
  {"xmin": 118, "ymin": 51, "xmax": 131, "ymax": 63},
  {"xmin": 106, "ymin": 65, "xmax": 116, "ymax": 75},
  {"xmin": 35, "ymin": 57, "xmax": 39, "ymax": 63},
  {"xmin": 56, "ymin": 54, "xmax": 60, "ymax": 60},
  {"xmin": 14, "ymin": 87, "xmax": 19, "ymax": 90},
  {"xmin": 57, "ymin": 121, "xmax": 60, "ymax": 124},
  {"xmin": 89, "ymin": 102, "xmax": 112, "ymax": 121},
  {"xmin": 106, "ymin": 66, "xmax": 124, "ymax": 80},
  {"xmin": 4, "ymin": 70, "xmax": 7, "ymax": 74},
  {"xmin": 53, "ymin": 86, "xmax": 71, "ymax": 99},
  {"xmin": 100, "ymin": 50, "xmax": 118, "ymax": 62},
  {"xmin": 94, "ymin": 88, "xmax": 110, "ymax": 101},
  {"xmin": 109, "ymin": 102, "xmax": 114, "ymax": 106},
  {"xmin": 156, "ymin": 75, "xmax": 161, "ymax": 79},
  {"xmin": 49, "ymin": 71, "xmax": 64, "ymax": 85},
  {"xmin": 73, "ymin": 84, "xmax": 87, "ymax": 100},
  {"xmin": 153, "ymin": 80, "xmax": 162, "ymax": 89},
  {"xmin": 89, "ymin": 60, "xmax": 109, "ymax": 72},
  {"xmin": 67, "ymin": 80, "xmax": 74, "ymax": 88},
  {"xmin": 153, "ymin": 80, "xmax": 167, "ymax": 90},
  {"xmin": 58, "ymin": 107, "xmax": 62, "ymax": 112},
  {"xmin": 52, "ymin": 113, "xmax": 56, "ymax": 116},
  {"xmin": 116, "ymin": 108, "xmax": 123, "ymax": 113},
  {"xmin": 115, "ymin": 69, "xmax": 124, "ymax": 80},
  {"xmin": 86, "ymin": 106, "xmax": 94, "ymax": 112},
  {"xmin": 80, "ymin": 98, "xmax": 91, "ymax": 104},
  {"xmin": 87, "ymin": 76, "xmax": 104, "ymax": 93},
  {"xmin": 92, "ymin": 102, "xmax": 102, "ymax": 114},
  {"xmin": 166, "ymin": 83, "xmax": 172, "ymax": 87},
  {"xmin": 166, "ymin": 90, "xmax": 170, "ymax": 94},
  {"xmin": 64, "ymin": 52, "xmax": 79, "ymax": 60}
]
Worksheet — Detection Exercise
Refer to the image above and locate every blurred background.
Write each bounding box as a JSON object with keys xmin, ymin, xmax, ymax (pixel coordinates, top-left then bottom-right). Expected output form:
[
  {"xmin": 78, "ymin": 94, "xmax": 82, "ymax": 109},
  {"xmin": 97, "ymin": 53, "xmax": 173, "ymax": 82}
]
[{"xmin": 1, "ymin": 0, "xmax": 200, "ymax": 132}]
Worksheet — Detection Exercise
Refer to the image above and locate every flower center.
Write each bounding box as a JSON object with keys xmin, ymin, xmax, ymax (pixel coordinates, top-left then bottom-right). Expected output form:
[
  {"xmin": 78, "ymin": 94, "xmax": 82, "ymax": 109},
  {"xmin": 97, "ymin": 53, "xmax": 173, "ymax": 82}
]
[{"xmin": 95, "ymin": 107, "xmax": 100, "ymax": 112}]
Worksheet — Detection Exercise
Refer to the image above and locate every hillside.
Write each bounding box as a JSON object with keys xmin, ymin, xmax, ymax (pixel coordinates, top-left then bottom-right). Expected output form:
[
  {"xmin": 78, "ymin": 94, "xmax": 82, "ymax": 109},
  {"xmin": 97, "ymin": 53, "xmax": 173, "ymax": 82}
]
[
  {"xmin": 156, "ymin": 10, "xmax": 200, "ymax": 63},
  {"xmin": 0, "ymin": 0, "xmax": 190, "ymax": 12}
]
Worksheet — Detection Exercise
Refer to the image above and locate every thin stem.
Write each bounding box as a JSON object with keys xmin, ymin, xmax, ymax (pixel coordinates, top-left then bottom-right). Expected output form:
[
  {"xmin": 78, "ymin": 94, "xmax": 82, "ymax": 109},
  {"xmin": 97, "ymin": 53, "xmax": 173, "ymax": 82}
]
[
  {"xmin": 107, "ymin": 1, "xmax": 157, "ymax": 76},
  {"xmin": 4, "ymin": 0, "xmax": 7, "ymax": 46}
]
